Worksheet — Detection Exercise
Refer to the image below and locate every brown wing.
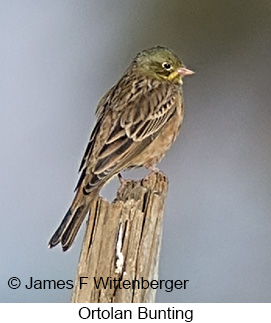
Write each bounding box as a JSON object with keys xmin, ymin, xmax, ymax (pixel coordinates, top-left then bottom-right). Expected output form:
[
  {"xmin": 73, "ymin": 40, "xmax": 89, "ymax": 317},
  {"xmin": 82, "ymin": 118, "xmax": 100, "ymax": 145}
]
[{"xmin": 77, "ymin": 81, "xmax": 179, "ymax": 193}]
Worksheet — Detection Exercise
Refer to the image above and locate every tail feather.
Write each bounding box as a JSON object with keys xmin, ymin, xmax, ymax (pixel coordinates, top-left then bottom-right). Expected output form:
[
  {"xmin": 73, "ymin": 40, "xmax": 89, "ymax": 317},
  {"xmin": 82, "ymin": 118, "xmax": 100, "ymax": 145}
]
[
  {"xmin": 48, "ymin": 204, "xmax": 89, "ymax": 251},
  {"xmin": 48, "ymin": 208, "xmax": 73, "ymax": 248},
  {"xmin": 61, "ymin": 205, "xmax": 89, "ymax": 251},
  {"xmin": 49, "ymin": 182, "xmax": 101, "ymax": 251}
]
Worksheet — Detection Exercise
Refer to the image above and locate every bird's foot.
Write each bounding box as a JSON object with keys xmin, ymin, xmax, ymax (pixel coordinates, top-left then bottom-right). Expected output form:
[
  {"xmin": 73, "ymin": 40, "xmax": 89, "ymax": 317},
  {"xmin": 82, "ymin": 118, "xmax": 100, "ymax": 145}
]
[
  {"xmin": 116, "ymin": 173, "xmax": 136, "ymax": 198},
  {"xmin": 143, "ymin": 165, "xmax": 166, "ymax": 184},
  {"xmin": 145, "ymin": 164, "xmax": 159, "ymax": 173},
  {"xmin": 144, "ymin": 164, "xmax": 166, "ymax": 180},
  {"xmin": 118, "ymin": 173, "xmax": 130, "ymax": 190}
]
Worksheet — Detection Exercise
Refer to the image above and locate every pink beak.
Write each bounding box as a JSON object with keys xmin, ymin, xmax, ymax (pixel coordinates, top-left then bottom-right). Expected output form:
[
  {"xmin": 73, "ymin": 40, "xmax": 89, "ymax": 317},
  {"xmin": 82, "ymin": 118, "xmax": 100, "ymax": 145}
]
[{"xmin": 178, "ymin": 67, "xmax": 195, "ymax": 76}]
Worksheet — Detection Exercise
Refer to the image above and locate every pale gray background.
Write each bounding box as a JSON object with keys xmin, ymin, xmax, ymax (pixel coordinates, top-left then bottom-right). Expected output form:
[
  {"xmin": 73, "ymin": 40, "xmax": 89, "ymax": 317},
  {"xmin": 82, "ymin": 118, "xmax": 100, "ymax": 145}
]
[{"xmin": 1, "ymin": 0, "xmax": 271, "ymax": 302}]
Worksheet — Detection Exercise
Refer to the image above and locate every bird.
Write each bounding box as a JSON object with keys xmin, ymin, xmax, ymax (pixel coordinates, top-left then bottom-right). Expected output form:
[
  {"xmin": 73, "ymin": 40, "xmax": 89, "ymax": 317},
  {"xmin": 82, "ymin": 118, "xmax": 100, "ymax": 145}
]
[{"xmin": 48, "ymin": 46, "xmax": 194, "ymax": 251}]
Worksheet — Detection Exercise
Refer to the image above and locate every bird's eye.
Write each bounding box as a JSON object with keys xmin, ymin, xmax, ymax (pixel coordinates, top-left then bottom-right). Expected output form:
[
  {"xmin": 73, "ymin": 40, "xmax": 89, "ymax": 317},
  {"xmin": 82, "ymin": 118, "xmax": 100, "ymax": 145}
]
[{"xmin": 162, "ymin": 62, "xmax": 171, "ymax": 70}]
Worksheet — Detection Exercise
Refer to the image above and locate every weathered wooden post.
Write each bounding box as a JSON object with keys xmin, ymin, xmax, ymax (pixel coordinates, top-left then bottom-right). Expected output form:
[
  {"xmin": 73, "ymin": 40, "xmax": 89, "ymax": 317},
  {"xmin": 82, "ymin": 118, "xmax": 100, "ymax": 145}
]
[{"xmin": 72, "ymin": 172, "xmax": 168, "ymax": 303}]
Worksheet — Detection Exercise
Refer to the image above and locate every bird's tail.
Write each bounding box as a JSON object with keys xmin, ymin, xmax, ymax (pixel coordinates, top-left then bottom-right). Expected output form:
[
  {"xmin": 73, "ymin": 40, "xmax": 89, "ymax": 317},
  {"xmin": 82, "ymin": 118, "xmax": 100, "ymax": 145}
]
[{"xmin": 48, "ymin": 188, "xmax": 98, "ymax": 251}]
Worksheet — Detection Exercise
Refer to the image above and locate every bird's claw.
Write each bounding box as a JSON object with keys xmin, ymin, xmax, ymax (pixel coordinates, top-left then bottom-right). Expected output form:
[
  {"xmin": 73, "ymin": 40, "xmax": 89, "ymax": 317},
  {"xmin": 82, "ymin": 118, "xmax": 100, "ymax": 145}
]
[{"xmin": 145, "ymin": 164, "xmax": 159, "ymax": 173}]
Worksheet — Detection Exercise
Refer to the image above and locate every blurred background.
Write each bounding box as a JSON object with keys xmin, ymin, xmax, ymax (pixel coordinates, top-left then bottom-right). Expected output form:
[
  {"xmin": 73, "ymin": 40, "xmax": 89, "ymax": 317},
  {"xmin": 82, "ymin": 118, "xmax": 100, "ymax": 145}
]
[{"xmin": 1, "ymin": 0, "xmax": 271, "ymax": 302}]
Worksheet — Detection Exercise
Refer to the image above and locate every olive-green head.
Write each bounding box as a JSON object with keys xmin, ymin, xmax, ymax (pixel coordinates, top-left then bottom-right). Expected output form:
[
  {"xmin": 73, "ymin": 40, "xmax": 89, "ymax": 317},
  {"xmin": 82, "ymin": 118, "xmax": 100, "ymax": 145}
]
[{"xmin": 132, "ymin": 46, "xmax": 194, "ymax": 84}]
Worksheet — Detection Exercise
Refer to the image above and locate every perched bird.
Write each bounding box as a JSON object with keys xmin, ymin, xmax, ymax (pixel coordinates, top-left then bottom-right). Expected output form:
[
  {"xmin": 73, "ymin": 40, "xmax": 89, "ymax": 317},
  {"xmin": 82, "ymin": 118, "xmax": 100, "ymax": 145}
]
[{"xmin": 48, "ymin": 46, "xmax": 194, "ymax": 251}]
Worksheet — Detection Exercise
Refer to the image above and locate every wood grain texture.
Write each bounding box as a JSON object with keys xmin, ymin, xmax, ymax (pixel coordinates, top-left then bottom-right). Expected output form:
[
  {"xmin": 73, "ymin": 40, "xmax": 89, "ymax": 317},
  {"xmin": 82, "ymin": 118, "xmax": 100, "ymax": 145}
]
[{"xmin": 71, "ymin": 171, "xmax": 168, "ymax": 303}]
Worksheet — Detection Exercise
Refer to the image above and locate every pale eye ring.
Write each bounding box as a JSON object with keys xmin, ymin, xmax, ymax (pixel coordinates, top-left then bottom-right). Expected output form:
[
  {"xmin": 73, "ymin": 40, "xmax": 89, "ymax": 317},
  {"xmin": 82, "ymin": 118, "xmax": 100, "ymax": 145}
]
[{"xmin": 162, "ymin": 62, "xmax": 171, "ymax": 70}]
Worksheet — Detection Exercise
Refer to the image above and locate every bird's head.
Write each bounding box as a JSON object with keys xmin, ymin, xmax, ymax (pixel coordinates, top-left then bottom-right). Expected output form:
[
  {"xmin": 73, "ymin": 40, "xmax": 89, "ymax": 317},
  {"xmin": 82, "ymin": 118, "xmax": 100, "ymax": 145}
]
[{"xmin": 133, "ymin": 46, "xmax": 194, "ymax": 85}]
